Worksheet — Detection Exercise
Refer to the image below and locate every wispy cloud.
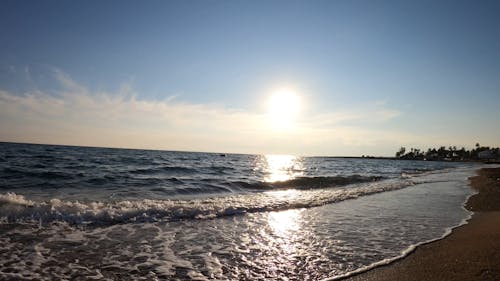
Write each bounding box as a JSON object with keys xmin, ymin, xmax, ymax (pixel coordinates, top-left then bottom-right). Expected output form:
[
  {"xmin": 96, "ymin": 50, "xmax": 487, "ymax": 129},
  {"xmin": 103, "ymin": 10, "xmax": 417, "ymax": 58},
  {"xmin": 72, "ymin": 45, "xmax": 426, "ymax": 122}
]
[{"xmin": 0, "ymin": 71, "xmax": 410, "ymax": 155}]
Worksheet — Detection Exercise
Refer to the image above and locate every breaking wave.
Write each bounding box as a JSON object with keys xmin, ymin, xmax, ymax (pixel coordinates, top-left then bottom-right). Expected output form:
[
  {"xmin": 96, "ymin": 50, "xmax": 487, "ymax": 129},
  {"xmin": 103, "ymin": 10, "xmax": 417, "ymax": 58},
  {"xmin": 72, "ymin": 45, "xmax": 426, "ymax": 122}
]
[
  {"xmin": 0, "ymin": 178, "xmax": 413, "ymax": 225},
  {"xmin": 232, "ymin": 175, "xmax": 383, "ymax": 190}
]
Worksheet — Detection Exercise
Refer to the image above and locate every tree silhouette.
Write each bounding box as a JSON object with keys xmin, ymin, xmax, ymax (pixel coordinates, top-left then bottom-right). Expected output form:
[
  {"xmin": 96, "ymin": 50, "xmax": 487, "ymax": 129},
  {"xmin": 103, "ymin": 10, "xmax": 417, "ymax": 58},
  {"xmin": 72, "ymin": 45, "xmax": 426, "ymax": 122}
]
[{"xmin": 394, "ymin": 143, "xmax": 499, "ymax": 161}]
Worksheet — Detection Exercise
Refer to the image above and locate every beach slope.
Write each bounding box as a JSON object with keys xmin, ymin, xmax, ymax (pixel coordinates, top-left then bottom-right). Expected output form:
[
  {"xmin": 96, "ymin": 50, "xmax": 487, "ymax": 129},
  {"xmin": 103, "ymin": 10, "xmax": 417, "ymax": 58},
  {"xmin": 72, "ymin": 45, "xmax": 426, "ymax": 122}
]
[{"xmin": 345, "ymin": 167, "xmax": 500, "ymax": 281}]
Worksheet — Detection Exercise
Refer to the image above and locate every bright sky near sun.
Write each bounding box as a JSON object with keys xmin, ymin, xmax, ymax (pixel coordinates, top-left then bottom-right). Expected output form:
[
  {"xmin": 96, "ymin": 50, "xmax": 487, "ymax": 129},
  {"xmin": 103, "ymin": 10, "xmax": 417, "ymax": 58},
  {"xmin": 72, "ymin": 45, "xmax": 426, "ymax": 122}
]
[{"xmin": 1, "ymin": 0, "xmax": 500, "ymax": 156}]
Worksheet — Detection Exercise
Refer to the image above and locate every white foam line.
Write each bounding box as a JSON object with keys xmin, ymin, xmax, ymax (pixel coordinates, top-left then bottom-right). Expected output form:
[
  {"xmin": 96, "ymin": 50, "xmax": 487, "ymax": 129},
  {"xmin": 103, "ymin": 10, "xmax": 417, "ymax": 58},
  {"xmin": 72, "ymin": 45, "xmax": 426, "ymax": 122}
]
[{"xmin": 321, "ymin": 167, "xmax": 480, "ymax": 281}]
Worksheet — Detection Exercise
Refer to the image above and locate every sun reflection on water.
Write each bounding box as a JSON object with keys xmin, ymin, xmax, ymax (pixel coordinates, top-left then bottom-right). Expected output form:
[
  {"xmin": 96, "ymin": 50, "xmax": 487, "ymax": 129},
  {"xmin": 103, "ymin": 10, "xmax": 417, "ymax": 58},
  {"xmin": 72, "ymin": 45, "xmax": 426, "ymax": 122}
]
[
  {"xmin": 265, "ymin": 207, "xmax": 305, "ymax": 262},
  {"xmin": 267, "ymin": 208, "xmax": 303, "ymax": 236},
  {"xmin": 259, "ymin": 154, "xmax": 304, "ymax": 183}
]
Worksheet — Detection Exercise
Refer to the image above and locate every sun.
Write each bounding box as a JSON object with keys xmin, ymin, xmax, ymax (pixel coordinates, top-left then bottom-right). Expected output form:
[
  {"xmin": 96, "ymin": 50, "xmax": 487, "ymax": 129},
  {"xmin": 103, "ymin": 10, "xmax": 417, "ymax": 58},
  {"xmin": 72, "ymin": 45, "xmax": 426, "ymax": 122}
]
[{"xmin": 267, "ymin": 89, "xmax": 301, "ymax": 130}]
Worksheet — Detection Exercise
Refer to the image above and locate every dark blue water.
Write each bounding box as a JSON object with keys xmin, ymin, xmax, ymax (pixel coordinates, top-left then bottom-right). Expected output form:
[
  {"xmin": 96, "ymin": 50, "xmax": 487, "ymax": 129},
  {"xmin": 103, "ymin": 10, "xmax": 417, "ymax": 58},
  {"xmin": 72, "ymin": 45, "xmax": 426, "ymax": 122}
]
[
  {"xmin": 0, "ymin": 142, "xmax": 479, "ymax": 280},
  {"xmin": 0, "ymin": 142, "xmax": 459, "ymax": 200}
]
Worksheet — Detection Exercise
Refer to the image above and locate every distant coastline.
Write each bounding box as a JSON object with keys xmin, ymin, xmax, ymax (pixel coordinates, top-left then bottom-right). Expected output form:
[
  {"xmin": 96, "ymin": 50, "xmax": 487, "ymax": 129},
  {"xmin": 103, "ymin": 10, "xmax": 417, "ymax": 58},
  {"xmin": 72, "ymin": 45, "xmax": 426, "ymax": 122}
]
[{"xmin": 393, "ymin": 144, "xmax": 500, "ymax": 162}]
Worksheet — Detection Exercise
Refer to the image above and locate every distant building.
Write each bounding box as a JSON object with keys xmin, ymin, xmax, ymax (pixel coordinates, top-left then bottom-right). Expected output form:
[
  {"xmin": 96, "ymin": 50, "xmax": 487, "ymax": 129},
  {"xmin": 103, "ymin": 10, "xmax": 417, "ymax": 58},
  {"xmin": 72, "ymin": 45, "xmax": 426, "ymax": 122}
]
[{"xmin": 478, "ymin": 150, "xmax": 496, "ymax": 159}]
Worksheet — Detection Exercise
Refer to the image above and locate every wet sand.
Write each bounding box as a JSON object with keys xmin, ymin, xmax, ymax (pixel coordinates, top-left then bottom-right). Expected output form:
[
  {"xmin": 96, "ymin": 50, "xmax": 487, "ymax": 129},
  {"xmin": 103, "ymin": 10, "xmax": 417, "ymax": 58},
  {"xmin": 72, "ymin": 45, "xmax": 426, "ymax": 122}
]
[{"xmin": 344, "ymin": 167, "xmax": 500, "ymax": 281}]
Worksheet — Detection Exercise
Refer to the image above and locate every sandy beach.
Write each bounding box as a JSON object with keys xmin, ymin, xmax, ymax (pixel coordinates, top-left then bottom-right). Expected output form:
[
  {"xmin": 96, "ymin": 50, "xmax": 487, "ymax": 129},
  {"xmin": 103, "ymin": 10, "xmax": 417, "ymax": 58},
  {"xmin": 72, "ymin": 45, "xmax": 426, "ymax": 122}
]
[{"xmin": 344, "ymin": 167, "xmax": 500, "ymax": 281}]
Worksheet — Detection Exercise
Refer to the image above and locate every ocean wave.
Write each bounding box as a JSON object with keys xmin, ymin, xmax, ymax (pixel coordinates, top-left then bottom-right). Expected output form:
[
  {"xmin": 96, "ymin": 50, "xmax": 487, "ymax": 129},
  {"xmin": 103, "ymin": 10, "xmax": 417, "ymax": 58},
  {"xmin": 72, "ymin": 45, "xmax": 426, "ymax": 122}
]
[
  {"xmin": 129, "ymin": 166, "xmax": 198, "ymax": 175},
  {"xmin": 2, "ymin": 167, "xmax": 73, "ymax": 180},
  {"xmin": 0, "ymin": 178, "xmax": 414, "ymax": 226},
  {"xmin": 230, "ymin": 175, "xmax": 383, "ymax": 191}
]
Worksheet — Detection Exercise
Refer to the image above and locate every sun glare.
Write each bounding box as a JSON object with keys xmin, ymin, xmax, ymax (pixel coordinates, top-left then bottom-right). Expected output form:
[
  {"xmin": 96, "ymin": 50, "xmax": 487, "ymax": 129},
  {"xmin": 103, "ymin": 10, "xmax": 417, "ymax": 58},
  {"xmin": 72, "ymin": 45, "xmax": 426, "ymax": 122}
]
[{"xmin": 267, "ymin": 89, "xmax": 301, "ymax": 130}]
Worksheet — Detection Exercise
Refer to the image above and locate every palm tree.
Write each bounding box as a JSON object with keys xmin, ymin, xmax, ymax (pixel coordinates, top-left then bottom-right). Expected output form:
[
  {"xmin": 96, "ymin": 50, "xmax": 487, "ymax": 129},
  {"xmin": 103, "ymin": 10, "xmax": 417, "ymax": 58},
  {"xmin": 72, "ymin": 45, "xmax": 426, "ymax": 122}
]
[{"xmin": 396, "ymin": 147, "xmax": 406, "ymax": 158}]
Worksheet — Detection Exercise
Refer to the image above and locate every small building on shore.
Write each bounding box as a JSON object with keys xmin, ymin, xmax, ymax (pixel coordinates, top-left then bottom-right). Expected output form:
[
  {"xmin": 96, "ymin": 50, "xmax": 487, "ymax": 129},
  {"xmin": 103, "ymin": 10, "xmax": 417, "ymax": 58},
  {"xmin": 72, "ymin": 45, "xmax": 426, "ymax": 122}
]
[{"xmin": 478, "ymin": 150, "xmax": 498, "ymax": 160}]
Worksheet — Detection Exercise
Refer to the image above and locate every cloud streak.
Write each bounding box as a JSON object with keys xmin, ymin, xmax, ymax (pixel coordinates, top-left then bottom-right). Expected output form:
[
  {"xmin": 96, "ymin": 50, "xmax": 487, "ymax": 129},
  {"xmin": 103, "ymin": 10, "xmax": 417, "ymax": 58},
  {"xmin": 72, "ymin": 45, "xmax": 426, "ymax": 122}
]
[{"xmin": 0, "ymin": 72, "xmax": 410, "ymax": 155}]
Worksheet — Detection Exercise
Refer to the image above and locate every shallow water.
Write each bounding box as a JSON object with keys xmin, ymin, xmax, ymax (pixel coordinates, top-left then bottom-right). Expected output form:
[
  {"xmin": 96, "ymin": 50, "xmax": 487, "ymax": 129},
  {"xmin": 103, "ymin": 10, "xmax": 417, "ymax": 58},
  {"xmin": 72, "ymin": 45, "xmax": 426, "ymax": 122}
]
[{"xmin": 0, "ymin": 142, "xmax": 478, "ymax": 280}]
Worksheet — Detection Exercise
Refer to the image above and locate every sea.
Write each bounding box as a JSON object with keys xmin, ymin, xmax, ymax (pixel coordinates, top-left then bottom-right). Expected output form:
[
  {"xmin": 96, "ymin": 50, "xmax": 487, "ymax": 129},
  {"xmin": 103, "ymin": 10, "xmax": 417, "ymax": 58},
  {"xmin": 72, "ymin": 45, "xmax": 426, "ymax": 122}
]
[{"xmin": 0, "ymin": 142, "xmax": 480, "ymax": 280}]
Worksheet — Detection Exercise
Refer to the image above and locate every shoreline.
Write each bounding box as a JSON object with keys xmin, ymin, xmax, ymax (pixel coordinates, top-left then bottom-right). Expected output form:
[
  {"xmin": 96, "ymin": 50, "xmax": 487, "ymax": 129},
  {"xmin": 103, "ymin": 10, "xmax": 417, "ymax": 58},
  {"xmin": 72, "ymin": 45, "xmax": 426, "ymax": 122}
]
[{"xmin": 342, "ymin": 167, "xmax": 500, "ymax": 281}]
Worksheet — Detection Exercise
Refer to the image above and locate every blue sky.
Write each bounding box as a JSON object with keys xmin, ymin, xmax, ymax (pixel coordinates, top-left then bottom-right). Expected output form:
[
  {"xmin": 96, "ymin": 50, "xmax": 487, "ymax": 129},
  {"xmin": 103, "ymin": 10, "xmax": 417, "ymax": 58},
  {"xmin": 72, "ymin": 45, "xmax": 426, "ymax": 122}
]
[{"xmin": 1, "ymin": 0, "xmax": 499, "ymax": 156}]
